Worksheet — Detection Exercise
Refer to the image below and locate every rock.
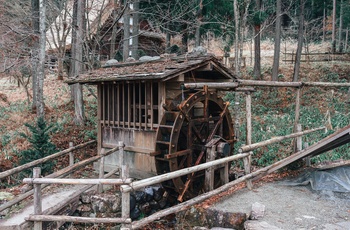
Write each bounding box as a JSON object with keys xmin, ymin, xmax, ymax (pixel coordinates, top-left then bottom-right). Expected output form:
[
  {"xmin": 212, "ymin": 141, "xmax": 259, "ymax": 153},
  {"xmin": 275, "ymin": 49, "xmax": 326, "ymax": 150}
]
[
  {"xmin": 133, "ymin": 191, "xmax": 147, "ymax": 204},
  {"xmin": 130, "ymin": 207, "xmax": 141, "ymax": 220},
  {"xmin": 91, "ymin": 193, "xmax": 121, "ymax": 213},
  {"xmin": 80, "ymin": 190, "xmax": 96, "ymax": 204},
  {"xmin": 144, "ymin": 187, "xmax": 154, "ymax": 202},
  {"xmin": 76, "ymin": 204, "xmax": 92, "ymax": 212},
  {"xmin": 158, "ymin": 197, "xmax": 168, "ymax": 209},
  {"xmin": 130, "ymin": 194, "xmax": 137, "ymax": 211},
  {"xmin": 125, "ymin": 57, "xmax": 136, "ymax": 62},
  {"xmin": 205, "ymin": 209, "xmax": 246, "ymax": 229},
  {"xmin": 193, "ymin": 227, "xmax": 209, "ymax": 230},
  {"xmin": 249, "ymin": 202, "xmax": 265, "ymax": 220},
  {"xmin": 188, "ymin": 46, "xmax": 207, "ymax": 56},
  {"xmin": 153, "ymin": 185, "xmax": 165, "ymax": 201},
  {"xmin": 139, "ymin": 202, "xmax": 152, "ymax": 215},
  {"xmin": 139, "ymin": 56, "xmax": 160, "ymax": 62},
  {"xmin": 104, "ymin": 59, "xmax": 119, "ymax": 66},
  {"xmin": 179, "ymin": 207, "xmax": 246, "ymax": 229},
  {"xmin": 149, "ymin": 200, "xmax": 160, "ymax": 210},
  {"xmin": 244, "ymin": 220, "xmax": 282, "ymax": 230}
]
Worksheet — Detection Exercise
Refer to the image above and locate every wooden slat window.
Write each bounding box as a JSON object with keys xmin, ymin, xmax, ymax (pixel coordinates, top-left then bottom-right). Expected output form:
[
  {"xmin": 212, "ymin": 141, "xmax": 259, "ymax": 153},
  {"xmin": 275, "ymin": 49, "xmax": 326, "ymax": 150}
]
[{"xmin": 101, "ymin": 81, "xmax": 159, "ymax": 130}]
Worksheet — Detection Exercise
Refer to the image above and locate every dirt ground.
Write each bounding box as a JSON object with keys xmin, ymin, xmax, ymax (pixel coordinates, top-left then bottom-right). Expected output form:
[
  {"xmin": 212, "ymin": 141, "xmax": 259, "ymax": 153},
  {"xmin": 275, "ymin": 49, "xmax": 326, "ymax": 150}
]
[{"xmin": 211, "ymin": 176, "xmax": 350, "ymax": 229}]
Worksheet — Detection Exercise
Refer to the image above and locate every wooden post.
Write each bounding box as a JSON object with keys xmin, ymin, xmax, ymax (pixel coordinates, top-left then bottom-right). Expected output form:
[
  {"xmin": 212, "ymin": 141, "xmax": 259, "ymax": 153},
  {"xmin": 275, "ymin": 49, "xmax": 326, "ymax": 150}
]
[
  {"xmin": 304, "ymin": 142, "xmax": 310, "ymax": 166},
  {"xmin": 33, "ymin": 167, "xmax": 42, "ymax": 230},
  {"xmin": 245, "ymin": 92, "xmax": 253, "ymax": 190},
  {"xmin": 97, "ymin": 148, "xmax": 106, "ymax": 193},
  {"xmin": 296, "ymin": 124, "xmax": 303, "ymax": 152},
  {"xmin": 293, "ymin": 87, "xmax": 301, "ymax": 152},
  {"xmin": 120, "ymin": 141, "xmax": 130, "ymax": 229},
  {"xmin": 119, "ymin": 141, "xmax": 124, "ymax": 175},
  {"xmin": 205, "ymin": 145, "xmax": 216, "ymax": 192},
  {"xmin": 69, "ymin": 142, "xmax": 74, "ymax": 167}
]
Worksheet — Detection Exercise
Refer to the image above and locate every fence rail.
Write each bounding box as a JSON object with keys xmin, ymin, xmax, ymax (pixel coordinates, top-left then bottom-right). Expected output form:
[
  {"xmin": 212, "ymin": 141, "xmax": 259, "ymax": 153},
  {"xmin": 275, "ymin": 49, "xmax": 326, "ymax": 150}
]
[
  {"xmin": 21, "ymin": 125, "xmax": 324, "ymax": 229},
  {"xmin": 0, "ymin": 140, "xmax": 97, "ymax": 213}
]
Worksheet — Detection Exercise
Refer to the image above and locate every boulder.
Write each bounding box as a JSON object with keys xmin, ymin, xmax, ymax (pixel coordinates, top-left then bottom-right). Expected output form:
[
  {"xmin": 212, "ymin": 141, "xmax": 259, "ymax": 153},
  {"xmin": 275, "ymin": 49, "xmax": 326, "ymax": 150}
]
[
  {"xmin": 104, "ymin": 59, "xmax": 119, "ymax": 66},
  {"xmin": 139, "ymin": 56, "xmax": 160, "ymax": 62},
  {"xmin": 249, "ymin": 202, "xmax": 265, "ymax": 220}
]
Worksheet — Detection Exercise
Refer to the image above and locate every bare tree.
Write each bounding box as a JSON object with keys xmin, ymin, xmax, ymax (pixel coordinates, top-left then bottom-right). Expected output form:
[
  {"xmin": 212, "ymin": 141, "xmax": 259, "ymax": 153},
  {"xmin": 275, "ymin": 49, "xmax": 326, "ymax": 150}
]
[
  {"xmin": 70, "ymin": 0, "xmax": 86, "ymax": 125},
  {"xmin": 123, "ymin": 1, "xmax": 130, "ymax": 60},
  {"xmin": 331, "ymin": 0, "xmax": 336, "ymax": 52},
  {"xmin": 338, "ymin": 0, "xmax": 343, "ymax": 52},
  {"xmin": 272, "ymin": 0, "xmax": 282, "ymax": 81},
  {"xmin": 46, "ymin": 0, "xmax": 71, "ymax": 80},
  {"xmin": 36, "ymin": 0, "xmax": 46, "ymax": 118},
  {"xmin": 293, "ymin": 0, "xmax": 305, "ymax": 82},
  {"xmin": 253, "ymin": 0, "xmax": 262, "ymax": 79}
]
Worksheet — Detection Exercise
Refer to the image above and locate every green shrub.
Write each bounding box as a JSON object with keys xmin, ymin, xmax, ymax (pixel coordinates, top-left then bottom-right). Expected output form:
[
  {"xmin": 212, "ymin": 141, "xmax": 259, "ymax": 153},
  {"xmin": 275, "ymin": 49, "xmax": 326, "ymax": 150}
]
[{"xmin": 17, "ymin": 117, "xmax": 57, "ymax": 177}]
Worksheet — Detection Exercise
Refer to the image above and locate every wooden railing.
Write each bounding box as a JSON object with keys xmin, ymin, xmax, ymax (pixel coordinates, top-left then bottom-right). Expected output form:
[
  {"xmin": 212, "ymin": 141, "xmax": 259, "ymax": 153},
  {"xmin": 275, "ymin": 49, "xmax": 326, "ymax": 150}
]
[
  {"xmin": 21, "ymin": 126, "xmax": 325, "ymax": 230},
  {"xmin": 0, "ymin": 140, "xmax": 96, "ymax": 213}
]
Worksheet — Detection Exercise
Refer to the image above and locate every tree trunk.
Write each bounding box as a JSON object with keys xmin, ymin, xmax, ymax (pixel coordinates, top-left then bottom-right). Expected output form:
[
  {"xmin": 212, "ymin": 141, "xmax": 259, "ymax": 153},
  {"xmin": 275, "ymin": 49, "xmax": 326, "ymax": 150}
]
[
  {"xmin": 338, "ymin": 0, "xmax": 343, "ymax": 52},
  {"xmin": 293, "ymin": 0, "xmax": 305, "ymax": 82},
  {"xmin": 253, "ymin": 0, "xmax": 262, "ymax": 79},
  {"xmin": 36, "ymin": 0, "xmax": 46, "ymax": 118},
  {"xmin": 132, "ymin": 0, "xmax": 139, "ymax": 59},
  {"xmin": 110, "ymin": 0, "xmax": 119, "ymax": 59},
  {"xmin": 123, "ymin": 3, "xmax": 130, "ymax": 61},
  {"xmin": 272, "ymin": 0, "xmax": 282, "ymax": 81},
  {"xmin": 195, "ymin": 0, "xmax": 203, "ymax": 47},
  {"xmin": 323, "ymin": 1, "xmax": 326, "ymax": 43},
  {"xmin": 70, "ymin": 0, "xmax": 85, "ymax": 125},
  {"xmin": 331, "ymin": 0, "xmax": 336, "ymax": 53},
  {"xmin": 233, "ymin": 0, "xmax": 240, "ymax": 76},
  {"xmin": 31, "ymin": 0, "xmax": 39, "ymax": 112}
]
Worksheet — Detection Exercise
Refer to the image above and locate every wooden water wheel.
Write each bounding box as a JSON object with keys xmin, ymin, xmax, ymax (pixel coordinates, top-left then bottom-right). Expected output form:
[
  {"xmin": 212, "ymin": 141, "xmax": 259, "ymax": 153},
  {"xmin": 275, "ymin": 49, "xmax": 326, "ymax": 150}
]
[{"xmin": 154, "ymin": 88, "xmax": 235, "ymax": 201}]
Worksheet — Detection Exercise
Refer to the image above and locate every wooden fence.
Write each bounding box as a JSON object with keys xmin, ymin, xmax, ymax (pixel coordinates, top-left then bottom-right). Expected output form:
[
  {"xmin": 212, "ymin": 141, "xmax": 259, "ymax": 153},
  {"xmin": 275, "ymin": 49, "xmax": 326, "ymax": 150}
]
[
  {"xmin": 21, "ymin": 125, "xmax": 325, "ymax": 230},
  {"xmin": 0, "ymin": 140, "xmax": 96, "ymax": 213}
]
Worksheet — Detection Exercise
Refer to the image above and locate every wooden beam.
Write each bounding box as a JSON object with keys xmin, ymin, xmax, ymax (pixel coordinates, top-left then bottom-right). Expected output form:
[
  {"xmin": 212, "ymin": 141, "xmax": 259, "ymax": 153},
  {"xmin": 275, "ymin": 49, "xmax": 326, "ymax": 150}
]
[
  {"xmin": 238, "ymin": 80, "xmax": 350, "ymax": 88},
  {"xmin": 184, "ymin": 82, "xmax": 239, "ymax": 90}
]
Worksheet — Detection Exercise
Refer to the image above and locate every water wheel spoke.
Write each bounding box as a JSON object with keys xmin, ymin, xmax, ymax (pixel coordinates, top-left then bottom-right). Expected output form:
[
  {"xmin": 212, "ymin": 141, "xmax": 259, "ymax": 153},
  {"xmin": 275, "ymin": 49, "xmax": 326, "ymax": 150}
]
[
  {"xmin": 155, "ymin": 90, "xmax": 234, "ymax": 202},
  {"xmin": 177, "ymin": 149, "xmax": 205, "ymax": 202},
  {"xmin": 207, "ymin": 103, "xmax": 229, "ymax": 141}
]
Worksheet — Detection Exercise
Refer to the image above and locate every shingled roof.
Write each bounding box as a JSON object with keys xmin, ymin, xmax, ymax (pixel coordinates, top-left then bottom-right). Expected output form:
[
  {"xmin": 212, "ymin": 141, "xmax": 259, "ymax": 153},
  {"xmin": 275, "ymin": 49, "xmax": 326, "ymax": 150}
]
[{"xmin": 66, "ymin": 55, "xmax": 237, "ymax": 84}]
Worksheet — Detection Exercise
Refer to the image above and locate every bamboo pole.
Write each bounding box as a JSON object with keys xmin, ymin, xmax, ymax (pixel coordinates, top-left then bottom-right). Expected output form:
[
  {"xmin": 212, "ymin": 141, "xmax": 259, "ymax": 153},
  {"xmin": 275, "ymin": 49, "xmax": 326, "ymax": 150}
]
[
  {"xmin": 33, "ymin": 168, "xmax": 42, "ymax": 230},
  {"xmin": 26, "ymin": 215, "xmax": 131, "ymax": 224},
  {"xmin": 23, "ymin": 178, "xmax": 132, "ymax": 185},
  {"xmin": 238, "ymin": 126, "xmax": 325, "ymax": 153},
  {"xmin": 0, "ymin": 140, "xmax": 96, "ymax": 179},
  {"xmin": 121, "ymin": 153, "xmax": 250, "ymax": 193}
]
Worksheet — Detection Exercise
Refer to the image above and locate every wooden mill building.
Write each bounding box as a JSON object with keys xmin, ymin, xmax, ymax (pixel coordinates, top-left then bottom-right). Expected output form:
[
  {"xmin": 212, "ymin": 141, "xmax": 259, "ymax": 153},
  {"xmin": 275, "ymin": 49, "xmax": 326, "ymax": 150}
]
[{"xmin": 67, "ymin": 55, "xmax": 238, "ymax": 180}]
